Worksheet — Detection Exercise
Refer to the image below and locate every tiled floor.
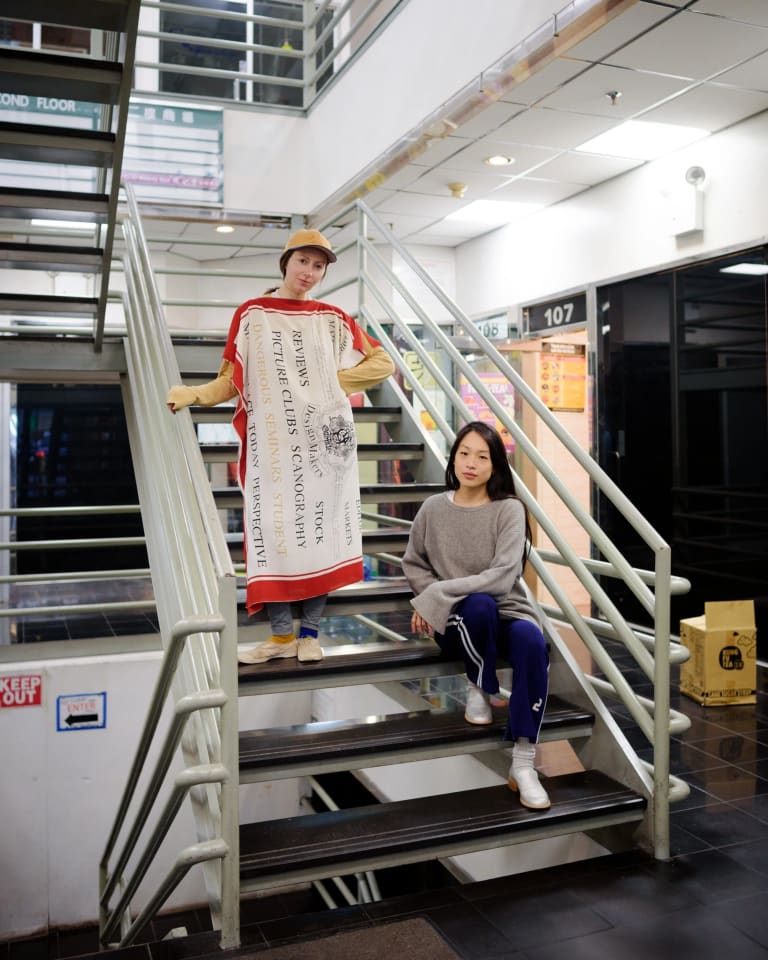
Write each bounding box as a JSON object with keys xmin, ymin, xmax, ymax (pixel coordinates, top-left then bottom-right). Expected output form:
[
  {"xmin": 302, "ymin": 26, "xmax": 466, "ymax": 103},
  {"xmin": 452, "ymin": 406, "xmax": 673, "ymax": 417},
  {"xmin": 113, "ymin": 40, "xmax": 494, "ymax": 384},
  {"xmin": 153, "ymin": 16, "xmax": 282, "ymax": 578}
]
[{"xmin": 5, "ymin": 608, "xmax": 768, "ymax": 958}]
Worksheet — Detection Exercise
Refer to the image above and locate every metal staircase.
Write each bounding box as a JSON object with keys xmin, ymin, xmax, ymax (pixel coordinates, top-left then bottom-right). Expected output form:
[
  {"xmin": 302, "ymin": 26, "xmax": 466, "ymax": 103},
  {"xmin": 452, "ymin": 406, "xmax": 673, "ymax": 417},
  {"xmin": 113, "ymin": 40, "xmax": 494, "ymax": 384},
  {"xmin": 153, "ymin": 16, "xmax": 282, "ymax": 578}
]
[
  {"xmin": 0, "ymin": 0, "xmax": 139, "ymax": 349},
  {"xmin": 95, "ymin": 188, "xmax": 692, "ymax": 950}
]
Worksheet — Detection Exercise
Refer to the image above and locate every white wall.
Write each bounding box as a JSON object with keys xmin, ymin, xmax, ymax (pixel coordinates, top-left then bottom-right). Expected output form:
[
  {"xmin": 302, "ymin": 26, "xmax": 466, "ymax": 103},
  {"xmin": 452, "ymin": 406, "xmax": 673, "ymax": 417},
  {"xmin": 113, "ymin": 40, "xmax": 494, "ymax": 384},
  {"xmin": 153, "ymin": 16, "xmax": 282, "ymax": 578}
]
[
  {"xmin": 223, "ymin": 0, "xmax": 566, "ymax": 214},
  {"xmin": 455, "ymin": 110, "xmax": 768, "ymax": 316},
  {"xmin": 0, "ymin": 652, "xmax": 311, "ymax": 938}
]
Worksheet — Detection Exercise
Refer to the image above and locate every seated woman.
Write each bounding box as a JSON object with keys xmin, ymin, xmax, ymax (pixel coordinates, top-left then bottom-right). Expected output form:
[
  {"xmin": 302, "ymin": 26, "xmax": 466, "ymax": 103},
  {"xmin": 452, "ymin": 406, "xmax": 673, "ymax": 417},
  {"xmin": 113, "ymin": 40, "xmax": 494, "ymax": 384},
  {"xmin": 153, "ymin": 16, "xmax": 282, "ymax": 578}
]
[{"xmin": 401, "ymin": 421, "xmax": 550, "ymax": 809}]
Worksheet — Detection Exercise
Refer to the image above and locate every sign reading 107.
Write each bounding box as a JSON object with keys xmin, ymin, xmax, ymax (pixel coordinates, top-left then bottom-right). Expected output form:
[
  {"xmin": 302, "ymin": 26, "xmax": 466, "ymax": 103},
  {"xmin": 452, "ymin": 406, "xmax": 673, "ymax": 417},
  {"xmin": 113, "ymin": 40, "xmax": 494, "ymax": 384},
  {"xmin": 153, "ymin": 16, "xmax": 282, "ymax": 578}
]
[{"xmin": 524, "ymin": 293, "xmax": 586, "ymax": 335}]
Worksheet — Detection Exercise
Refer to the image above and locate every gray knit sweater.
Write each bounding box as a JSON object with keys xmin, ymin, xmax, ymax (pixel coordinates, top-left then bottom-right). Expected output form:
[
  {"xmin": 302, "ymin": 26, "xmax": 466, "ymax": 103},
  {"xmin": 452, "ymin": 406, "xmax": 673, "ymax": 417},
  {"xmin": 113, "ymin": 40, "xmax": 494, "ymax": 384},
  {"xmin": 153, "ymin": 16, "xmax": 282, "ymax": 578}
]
[{"xmin": 401, "ymin": 492, "xmax": 540, "ymax": 634}]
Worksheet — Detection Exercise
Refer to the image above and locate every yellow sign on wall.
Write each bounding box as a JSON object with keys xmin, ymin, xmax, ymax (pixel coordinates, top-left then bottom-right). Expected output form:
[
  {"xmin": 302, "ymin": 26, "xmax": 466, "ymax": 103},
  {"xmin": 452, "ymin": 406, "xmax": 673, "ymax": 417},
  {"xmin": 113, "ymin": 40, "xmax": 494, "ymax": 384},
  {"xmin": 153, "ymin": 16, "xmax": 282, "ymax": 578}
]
[{"xmin": 537, "ymin": 342, "xmax": 586, "ymax": 412}]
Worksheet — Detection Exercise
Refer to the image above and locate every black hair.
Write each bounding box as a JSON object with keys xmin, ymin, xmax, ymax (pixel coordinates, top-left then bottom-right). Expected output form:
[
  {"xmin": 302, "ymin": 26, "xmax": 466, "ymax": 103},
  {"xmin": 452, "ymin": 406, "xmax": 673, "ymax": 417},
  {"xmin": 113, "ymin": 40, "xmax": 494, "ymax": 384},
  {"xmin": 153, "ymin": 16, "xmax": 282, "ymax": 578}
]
[
  {"xmin": 445, "ymin": 420, "xmax": 532, "ymax": 568},
  {"xmin": 446, "ymin": 421, "xmax": 514, "ymax": 499}
]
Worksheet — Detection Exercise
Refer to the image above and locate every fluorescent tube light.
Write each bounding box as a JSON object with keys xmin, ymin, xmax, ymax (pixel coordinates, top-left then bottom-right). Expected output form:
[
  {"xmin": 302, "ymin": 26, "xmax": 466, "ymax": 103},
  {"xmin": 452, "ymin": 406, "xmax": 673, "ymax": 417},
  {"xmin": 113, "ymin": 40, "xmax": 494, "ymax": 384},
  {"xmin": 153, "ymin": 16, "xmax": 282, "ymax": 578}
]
[
  {"xmin": 575, "ymin": 120, "xmax": 710, "ymax": 160},
  {"xmin": 720, "ymin": 263, "xmax": 768, "ymax": 276}
]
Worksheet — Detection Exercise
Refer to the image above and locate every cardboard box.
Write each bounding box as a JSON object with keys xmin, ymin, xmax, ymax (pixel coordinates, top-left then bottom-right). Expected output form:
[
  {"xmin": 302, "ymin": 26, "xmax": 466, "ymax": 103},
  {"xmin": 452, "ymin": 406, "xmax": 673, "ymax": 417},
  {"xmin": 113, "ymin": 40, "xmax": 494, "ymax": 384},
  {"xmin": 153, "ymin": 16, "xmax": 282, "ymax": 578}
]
[{"xmin": 679, "ymin": 600, "xmax": 757, "ymax": 706}]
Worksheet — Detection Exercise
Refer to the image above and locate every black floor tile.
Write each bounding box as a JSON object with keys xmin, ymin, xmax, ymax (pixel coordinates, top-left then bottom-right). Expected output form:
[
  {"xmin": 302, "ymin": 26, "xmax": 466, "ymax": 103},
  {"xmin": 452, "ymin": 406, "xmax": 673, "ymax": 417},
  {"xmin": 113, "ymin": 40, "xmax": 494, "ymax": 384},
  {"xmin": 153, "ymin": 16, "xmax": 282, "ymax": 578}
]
[
  {"xmin": 423, "ymin": 902, "xmax": 523, "ymax": 960},
  {"xmin": 671, "ymin": 801, "xmax": 768, "ymax": 850},
  {"xmin": 523, "ymin": 904, "xmax": 768, "ymax": 960},
  {"xmin": 713, "ymin": 889, "xmax": 768, "ymax": 949}
]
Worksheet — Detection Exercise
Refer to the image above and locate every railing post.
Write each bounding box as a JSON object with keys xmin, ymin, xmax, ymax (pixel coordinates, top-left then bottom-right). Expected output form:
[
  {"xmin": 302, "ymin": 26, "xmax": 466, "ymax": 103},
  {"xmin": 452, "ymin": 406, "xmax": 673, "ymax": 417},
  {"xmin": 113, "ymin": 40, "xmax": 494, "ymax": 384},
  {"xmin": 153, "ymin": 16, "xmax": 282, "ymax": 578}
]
[
  {"xmin": 653, "ymin": 544, "xmax": 673, "ymax": 860},
  {"xmin": 217, "ymin": 572, "xmax": 240, "ymax": 949}
]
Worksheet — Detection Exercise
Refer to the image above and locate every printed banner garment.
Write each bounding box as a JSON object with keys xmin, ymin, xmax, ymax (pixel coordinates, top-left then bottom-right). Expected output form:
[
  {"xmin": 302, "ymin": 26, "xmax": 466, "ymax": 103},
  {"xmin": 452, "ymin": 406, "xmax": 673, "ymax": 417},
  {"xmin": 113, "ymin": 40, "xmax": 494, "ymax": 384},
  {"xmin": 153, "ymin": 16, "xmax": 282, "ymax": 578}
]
[{"xmin": 225, "ymin": 297, "xmax": 369, "ymax": 614}]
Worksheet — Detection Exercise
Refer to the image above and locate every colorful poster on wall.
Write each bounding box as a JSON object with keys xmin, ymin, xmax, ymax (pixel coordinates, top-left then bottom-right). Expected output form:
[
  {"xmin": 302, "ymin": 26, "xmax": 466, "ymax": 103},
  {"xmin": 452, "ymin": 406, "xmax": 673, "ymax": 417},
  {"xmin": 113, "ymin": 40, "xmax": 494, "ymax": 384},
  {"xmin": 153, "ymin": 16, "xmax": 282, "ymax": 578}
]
[
  {"xmin": 537, "ymin": 342, "xmax": 586, "ymax": 412},
  {"xmin": 459, "ymin": 371, "xmax": 515, "ymax": 452}
]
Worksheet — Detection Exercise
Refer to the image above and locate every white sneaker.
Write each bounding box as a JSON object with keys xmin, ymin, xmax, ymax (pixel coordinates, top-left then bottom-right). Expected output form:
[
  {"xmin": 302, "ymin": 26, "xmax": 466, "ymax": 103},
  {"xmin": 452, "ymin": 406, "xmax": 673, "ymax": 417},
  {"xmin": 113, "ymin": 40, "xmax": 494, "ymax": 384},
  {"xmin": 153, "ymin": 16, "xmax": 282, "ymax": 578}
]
[
  {"xmin": 464, "ymin": 682, "xmax": 493, "ymax": 725},
  {"xmin": 238, "ymin": 638, "xmax": 298, "ymax": 664},
  {"xmin": 297, "ymin": 635, "xmax": 323, "ymax": 662},
  {"xmin": 508, "ymin": 741, "xmax": 551, "ymax": 809}
]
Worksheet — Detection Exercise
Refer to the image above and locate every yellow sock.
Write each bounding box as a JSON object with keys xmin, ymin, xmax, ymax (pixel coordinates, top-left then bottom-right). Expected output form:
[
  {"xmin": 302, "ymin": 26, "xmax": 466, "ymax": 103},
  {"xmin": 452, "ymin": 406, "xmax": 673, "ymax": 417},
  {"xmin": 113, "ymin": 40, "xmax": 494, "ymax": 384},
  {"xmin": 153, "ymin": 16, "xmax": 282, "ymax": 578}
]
[{"xmin": 270, "ymin": 633, "xmax": 296, "ymax": 645}]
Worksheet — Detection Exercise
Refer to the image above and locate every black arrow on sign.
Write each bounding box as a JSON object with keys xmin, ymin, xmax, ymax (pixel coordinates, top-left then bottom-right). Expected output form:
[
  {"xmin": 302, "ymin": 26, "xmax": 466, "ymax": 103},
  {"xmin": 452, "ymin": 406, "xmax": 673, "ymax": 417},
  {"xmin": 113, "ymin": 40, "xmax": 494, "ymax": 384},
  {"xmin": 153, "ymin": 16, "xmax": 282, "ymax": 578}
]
[{"xmin": 66, "ymin": 713, "xmax": 98, "ymax": 726}]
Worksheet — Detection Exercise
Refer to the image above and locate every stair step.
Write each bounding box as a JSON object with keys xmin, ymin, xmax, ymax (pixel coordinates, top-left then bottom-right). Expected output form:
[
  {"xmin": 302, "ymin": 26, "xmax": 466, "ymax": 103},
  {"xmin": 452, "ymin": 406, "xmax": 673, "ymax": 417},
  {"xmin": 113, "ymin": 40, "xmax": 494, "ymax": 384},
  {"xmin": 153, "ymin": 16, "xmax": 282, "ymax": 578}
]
[
  {"xmin": 189, "ymin": 404, "xmax": 401, "ymax": 425},
  {"xmin": 0, "ymin": 121, "xmax": 115, "ymax": 167},
  {"xmin": 359, "ymin": 482, "xmax": 443, "ymax": 503},
  {"xmin": 0, "ymin": 47, "xmax": 123, "ymax": 104},
  {"xmin": 3, "ymin": 0, "xmax": 136, "ymax": 32},
  {"xmin": 351, "ymin": 405, "xmax": 401, "ymax": 423},
  {"xmin": 0, "ymin": 293, "xmax": 98, "ymax": 316},
  {"xmin": 0, "ymin": 242, "xmax": 103, "ymax": 272},
  {"xmin": 214, "ymin": 483, "xmax": 440, "ymax": 509},
  {"xmin": 237, "ymin": 638, "xmax": 456, "ymax": 695},
  {"xmin": 200, "ymin": 441, "xmax": 422, "ymax": 464},
  {"xmin": 226, "ymin": 526, "xmax": 409, "ymax": 561},
  {"xmin": 239, "ymin": 696, "xmax": 593, "ymax": 782},
  {"xmin": 0, "ymin": 186, "xmax": 109, "ymax": 222},
  {"xmin": 239, "ymin": 770, "xmax": 646, "ymax": 892}
]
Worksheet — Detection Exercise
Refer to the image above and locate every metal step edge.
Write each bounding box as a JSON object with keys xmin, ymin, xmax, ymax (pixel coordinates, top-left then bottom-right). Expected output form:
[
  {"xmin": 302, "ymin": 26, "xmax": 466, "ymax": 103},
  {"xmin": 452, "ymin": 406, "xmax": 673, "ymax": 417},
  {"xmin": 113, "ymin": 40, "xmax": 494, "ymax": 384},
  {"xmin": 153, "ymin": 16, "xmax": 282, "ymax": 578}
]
[
  {"xmin": 0, "ymin": 187, "xmax": 109, "ymax": 220},
  {"xmin": 200, "ymin": 442, "xmax": 423, "ymax": 463},
  {"xmin": 0, "ymin": 48, "xmax": 123, "ymax": 103},
  {"xmin": 2, "ymin": 0, "xmax": 135, "ymax": 32},
  {"xmin": 237, "ymin": 641, "xmax": 460, "ymax": 696},
  {"xmin": 238, "ymin": 698, "xmax": 593, "ymax": 783},
  {"xmin": 238, "ymin": 772, "xmax": 646, "ymax": 892}
]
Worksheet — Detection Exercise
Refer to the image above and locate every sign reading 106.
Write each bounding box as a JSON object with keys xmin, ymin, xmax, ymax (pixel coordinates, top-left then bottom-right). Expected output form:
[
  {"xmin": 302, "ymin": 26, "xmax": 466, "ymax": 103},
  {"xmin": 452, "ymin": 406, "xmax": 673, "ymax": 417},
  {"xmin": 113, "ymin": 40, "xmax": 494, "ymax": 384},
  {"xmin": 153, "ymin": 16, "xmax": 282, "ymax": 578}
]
[{"xmin": 524, "ymin": 293, "xmax": 586, "ymax": 335}]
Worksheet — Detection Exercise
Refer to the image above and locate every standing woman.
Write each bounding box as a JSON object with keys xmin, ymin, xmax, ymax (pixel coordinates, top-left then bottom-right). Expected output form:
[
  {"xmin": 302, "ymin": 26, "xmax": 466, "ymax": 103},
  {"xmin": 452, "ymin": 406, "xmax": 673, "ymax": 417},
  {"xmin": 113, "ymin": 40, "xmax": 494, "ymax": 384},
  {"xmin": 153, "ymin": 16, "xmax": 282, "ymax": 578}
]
[
  {"xmin": 167, "ymin": 229, "xmax": 394, "ymax": 664},
  {"xmin": 401, "ymin": 421, "xmax": 550, "ymax": 809}
]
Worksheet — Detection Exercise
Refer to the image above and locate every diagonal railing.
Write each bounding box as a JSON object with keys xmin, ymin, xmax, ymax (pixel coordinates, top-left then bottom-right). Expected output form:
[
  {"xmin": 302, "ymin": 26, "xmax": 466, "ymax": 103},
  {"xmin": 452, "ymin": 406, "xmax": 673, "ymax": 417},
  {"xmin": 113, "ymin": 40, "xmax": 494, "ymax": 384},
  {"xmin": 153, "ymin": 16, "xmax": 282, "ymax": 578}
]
[
  {"xmin": 315, "ymin": 199, "xmax": 692, "ymax": 860},
  {"xmin": 98, "ymin": 184, "xmax": 240, "ymax": 949}
]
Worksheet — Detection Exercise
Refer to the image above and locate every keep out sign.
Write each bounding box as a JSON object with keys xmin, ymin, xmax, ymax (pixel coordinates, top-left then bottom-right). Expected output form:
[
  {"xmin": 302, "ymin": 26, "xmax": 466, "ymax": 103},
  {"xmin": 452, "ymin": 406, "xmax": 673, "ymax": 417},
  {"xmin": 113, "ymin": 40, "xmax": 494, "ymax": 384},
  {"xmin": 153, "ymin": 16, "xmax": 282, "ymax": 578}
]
[{"xmin": 0, "ymin": 674, "xmax": 43, "ymax": 707}]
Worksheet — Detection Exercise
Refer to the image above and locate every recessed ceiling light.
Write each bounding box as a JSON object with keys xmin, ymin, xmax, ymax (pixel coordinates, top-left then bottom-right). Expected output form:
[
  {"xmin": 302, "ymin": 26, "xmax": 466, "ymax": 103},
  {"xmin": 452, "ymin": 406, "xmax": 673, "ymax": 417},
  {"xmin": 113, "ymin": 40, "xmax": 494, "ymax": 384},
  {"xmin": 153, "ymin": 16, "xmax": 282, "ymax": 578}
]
[
  {"xmin": 484, "ymin": 155, "xmax": 515, "ymax": 167},
  {"xmin": 720, "ymin": 263, "xmax": 768, "ymax": 276},
  {"xmin": 216, "ymin": 224, "xmax": 235, "ymax": 234},
  {"xmin": 575, "ymin": 120, "xmax": 710, "ymax": 160}
]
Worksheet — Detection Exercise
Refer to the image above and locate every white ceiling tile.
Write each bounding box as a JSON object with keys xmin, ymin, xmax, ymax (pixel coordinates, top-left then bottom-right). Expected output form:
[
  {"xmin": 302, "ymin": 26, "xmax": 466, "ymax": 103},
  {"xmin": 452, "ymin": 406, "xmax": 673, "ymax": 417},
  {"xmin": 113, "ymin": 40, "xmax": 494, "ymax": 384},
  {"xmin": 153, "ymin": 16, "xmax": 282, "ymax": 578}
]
[
  {"xmin": 432, "ymin": 137, "xmax": 560, "ymax": 175},
  {"xmin": 692, "ymin": 0, "xmax": 768, "ymax": 27},
  {"xmin": 716, "ymin": 51, "xmax": 768, "ymax": 93},
  {"xmin": 496, "ymin": 58, "xmax": 587, "ymax": 106},
  {"xmin": 641, "ymin": 83, "xmax": 768, "ymax": 130},
  {"xmin": 605, "ymin": 10, "xmax": 768, "ymax": 80},
  {"xmin": 538, "ymin": 63, "xmax": 695, "ymax": 118},
  {"xmin": 408, "ymin": 135, "xmax": 472, "ymax": 167},
  {"xmin": 488, "ymin": 178, "xmax": 588, "ymax": 205},
  {"xmin": 374, "ymin": 192, "xmax": 464, "ymax": 218},
  {"xmin": 491, "ymin": 107, "xmax": 616, "ymax": 150},
  {"xmin": 450, "ymin": 100, "xmax": 527, "ymax": 139},
  {"xmin": 563, "ymin": 1, "xmax": 677, "ymax": 62},
  {"xmin": 403, "ymin": 167, "xmax": 516, "ymax": 198},
  {"xmin": 532, "ymin": 151, "xmax": 643, "ymax": 185}
]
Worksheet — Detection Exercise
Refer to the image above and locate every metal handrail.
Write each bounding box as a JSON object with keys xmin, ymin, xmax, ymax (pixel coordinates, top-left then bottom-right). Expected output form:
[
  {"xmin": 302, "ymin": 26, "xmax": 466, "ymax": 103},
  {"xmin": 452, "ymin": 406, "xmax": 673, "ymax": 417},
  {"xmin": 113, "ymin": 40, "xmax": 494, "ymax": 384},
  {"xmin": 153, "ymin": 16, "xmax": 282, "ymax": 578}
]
[
  {"xmin": 132, "ymin": 0, "xmax": 404, "ymax": 109},
  {"xmin": 338, "ymin": 198, "xmax": 689, "ymax": 859},
  {"xmin": 99, "ymin": 184, "xmax": 239, "ymax": 949}
]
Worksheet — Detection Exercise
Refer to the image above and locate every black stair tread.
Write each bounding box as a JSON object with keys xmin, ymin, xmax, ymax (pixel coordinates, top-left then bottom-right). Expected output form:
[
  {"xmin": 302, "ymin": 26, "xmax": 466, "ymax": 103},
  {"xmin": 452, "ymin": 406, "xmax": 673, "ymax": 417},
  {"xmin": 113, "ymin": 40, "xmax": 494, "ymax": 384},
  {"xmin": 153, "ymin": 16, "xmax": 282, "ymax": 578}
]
[
  {"xmin": 359, "ymin": 482, "xmax": 443, "ymax": 502},
  {"xmin": 201, "ymin": 441, "xmax": 422, "ymax": 460},
  {"xmin": 0, "ymin": 242, "xmax": 103, "ymax": 272},
  {"xmin": 226, "ymin": 527, "xmax": 409, "ymax": 545},
  {"xmin": 4, "ymin": 0, "xmax": 135, "ymax": 32},
  {"xmin": 0, "ymin": 121, "xmax": 115, "ymax": 166},
  {"xmin": 214, "ymin": 484, "xmax": 440, "ymax": 507},
  {"xmin": 239, "ymin": 770, "xmax": 646, "ymax": 883},
  {"xmin": 0, "ymin": 186, "xmax": 109, "ymax": 221},
  {"xmin": 238, "ymin": 637, "xmax": 447, "ymax": 689},
  {"xmin": 0, "ymin": 47, "xmax": 123, "ymax": 103},
  {"xmin": 189, "ymin": 404, "xmax": 401, "ymax": 420},
  {"xmin": 0, "ymin": 293, "xmax": 98, "ymax": 316},
  {"xmin": 239, "ymin": 696, "xmax": 592, "ymax": 773}
]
